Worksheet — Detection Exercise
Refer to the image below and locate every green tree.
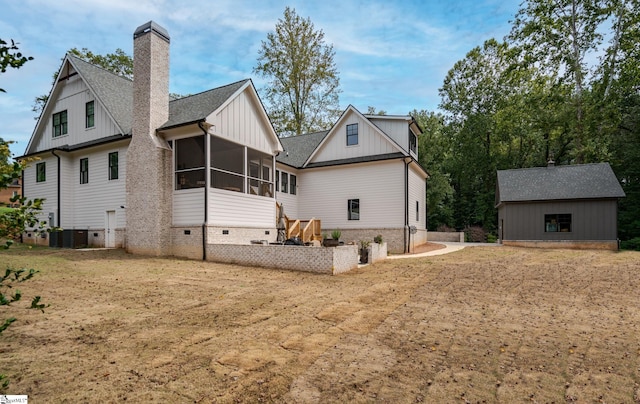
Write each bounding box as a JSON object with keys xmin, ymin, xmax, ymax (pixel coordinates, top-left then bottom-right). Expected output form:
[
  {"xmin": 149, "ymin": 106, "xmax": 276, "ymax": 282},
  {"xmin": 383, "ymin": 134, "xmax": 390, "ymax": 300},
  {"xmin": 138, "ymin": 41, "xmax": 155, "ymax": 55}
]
[
  {"xmin": 0, "ymin": 48, "xmax": 48, "ymax": 391},
  {"xmin": 0, "ymin": 39, "xmax": 33, "ymax": 93},
  {"xmin": 32, "ymin": 47, "xmax": 133, "ymax": 116},
  {"xmin": 254, "ymin": 7, "xmax": 341, "ymax": 136},
  {"xmin": 412, "ymin": 110, "xmax": 455, "ymax": 230},
  {"xmin": 509, "ymin": 0, "xmax": 611, "ymax": 163}
]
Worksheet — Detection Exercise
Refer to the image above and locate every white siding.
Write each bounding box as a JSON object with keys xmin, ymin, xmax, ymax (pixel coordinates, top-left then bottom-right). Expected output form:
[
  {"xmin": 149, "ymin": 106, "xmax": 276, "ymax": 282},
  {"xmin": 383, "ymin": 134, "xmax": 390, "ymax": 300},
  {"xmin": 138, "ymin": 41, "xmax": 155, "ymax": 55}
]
[
  {"xmin": 408, "ymin": 165, "xmax": 426, "ymax": 229},
  {"xmin": 209, "ymin": 189, "xmax": 275, "ymax": 228},
  {"xmin": 275, "ymin": 165, "xmax": 299, "ymax": 219},
  {"xmin": 22, "ymin": 155, "xmax": 58, "ymax": 228},
  {"xmin": 69, "ymin": 145, "xmax": 127, "ymax": 229},
  {"xmin": 299, "ymin": 160, "xmax": 405, "ymax": 229},
  {"xmin": 173, "ymin": 188, "xmax": 205, "ymax": 225},
  {"xmin": 212, "ymin": 88, "xmax": 275, "ymax": 155},
  {"xmin": 32, "ymin": 75, "xmax": 122, "ymax": 153},
  {"xmin": 310, "ymin": 110, "xmax": 400, "ymax": 164}
]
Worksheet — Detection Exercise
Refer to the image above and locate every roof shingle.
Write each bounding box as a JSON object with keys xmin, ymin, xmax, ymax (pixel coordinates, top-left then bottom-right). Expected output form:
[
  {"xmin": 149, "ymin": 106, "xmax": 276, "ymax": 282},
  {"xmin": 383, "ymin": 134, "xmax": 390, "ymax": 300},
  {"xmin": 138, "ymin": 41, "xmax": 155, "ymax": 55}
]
[{"xmin": 496, "ymin": 163, "xmax": 625, "ymax": 204}]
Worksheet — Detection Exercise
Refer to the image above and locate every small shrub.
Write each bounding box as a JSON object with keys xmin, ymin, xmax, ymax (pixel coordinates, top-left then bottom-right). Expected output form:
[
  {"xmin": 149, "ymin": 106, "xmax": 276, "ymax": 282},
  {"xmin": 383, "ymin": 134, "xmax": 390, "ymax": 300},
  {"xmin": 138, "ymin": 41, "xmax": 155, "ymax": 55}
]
[
  {"xmin": 486, "ymin": 233, "xmax": 497, "ymax": 243},
  {"xmin": 436, "ymin": 224, "xmax": 457, "ymax": 232},
  {"xmin": 374, "ymin": 234, "xmax": 383, "ymax": 244},
  {"xmin": 464, "ymin": 226, "xmax": 487, "ymax": 243},
  {"xmin": 331, "ymin": 229, "xmax": 341, "ymax": 240},
  {"xmin": 359, "ymin": 240, "xmax": 371, "ymax": 249},
  {"xmin": 620, "ymin": 237, "xmax": 640, "ymax": 251}
]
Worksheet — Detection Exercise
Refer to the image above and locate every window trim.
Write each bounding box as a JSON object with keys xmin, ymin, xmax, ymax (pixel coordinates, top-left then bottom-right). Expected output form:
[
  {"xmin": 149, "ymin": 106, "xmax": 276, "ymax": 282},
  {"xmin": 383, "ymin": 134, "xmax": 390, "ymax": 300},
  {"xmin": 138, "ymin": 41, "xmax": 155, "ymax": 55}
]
[
  {"xmin": 53, "ymin": 110, "xmax": 68, "ymax": 137},
  {"xmin": 544, "ymin": 213, "xmax": 572, "ymax": 233},
  {"xmin": 79, "ymin": 158, "xmax": 89, "ymax": 184},
  {"xmin": 348, "ymin": 198, "xmax": 360, "ymax": 220},
  {"xmin": 86, "ymin": 101, "xmax": 95, "ymax": 128},
  {"xmin": 36, "ymin": 162, "xmax": 46, "ymax": 183},
  {"xmin": 108, "ymin": 152, "xmax": 118, "ymax": 180},
  {"xmin": 281, "ymin": 171, "xmax": 288, "ymax": 193},
  {"xmin": 346, "ymin": 123, "xmax": 358, "ymax": 146},
  {"xmin": 290, "ymin": 174, "xmax": 297, "ymax": 195},
  {"xmin": 409, "ymin": 130, "xmax": 417, "ymax": 154}
]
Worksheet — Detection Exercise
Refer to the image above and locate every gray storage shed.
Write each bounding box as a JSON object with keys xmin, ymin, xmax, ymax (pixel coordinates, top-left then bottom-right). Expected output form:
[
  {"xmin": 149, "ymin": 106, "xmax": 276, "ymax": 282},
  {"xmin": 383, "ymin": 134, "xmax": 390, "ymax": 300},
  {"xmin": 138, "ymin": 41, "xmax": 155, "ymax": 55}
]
[{"xmin": 496, "ymin": 162, "xmax": 625, "ymax": 250}]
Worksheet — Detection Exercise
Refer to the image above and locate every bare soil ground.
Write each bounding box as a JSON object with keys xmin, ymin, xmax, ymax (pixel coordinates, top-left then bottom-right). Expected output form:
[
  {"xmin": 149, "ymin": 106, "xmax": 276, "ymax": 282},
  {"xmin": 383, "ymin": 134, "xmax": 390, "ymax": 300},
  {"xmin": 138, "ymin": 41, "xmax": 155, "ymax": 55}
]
[{"xmin": 1, "ymin": 245, "xmax": 639, "ymax": 403}]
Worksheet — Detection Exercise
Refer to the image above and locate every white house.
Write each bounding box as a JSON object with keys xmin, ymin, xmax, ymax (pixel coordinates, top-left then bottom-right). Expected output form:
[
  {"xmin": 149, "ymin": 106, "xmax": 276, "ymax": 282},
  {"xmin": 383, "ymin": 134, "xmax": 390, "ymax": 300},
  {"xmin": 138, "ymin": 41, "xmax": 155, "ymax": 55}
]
[{"xmin": 20, "ymin": 21, "xmax": 427, "ymax": 256}]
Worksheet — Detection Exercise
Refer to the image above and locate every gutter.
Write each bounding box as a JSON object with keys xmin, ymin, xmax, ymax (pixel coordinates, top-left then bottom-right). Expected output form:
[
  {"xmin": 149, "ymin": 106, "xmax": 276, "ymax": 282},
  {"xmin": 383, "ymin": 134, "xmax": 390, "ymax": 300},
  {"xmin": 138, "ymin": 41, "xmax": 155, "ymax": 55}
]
[{"xmin": 198, "ymin": 121, "xmax": 209, "ymax": 261}]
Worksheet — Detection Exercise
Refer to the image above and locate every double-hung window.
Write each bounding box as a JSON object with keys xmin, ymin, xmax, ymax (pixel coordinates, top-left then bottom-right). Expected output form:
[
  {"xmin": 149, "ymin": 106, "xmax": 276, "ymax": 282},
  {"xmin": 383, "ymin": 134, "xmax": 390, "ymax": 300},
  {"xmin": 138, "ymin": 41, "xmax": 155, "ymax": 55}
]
[
  {"xmin": 86, "ymin": 101, "xmax": 95, "ymax": 128},
  {"xmin": 109, "ymin": 152, "xmax": 118, "ymax": 180},
  {"xmin": 290, "ymin": 174, "xmax": 297, "ymax": 195},
  {"xmin": 53, "ymin": 110, "xmax": 68, "ymax": 137},
  {"xmin": 36, "ymin": 162, "xmax": 46, "ymax": 182},
  {"xmin": 346, "ymin": 123, "xmax": 358, "ymax": 146},
  {"xmin": 281, "ymin": 171, "xmax": 288, "ymax": 193},
  {"xmin": 80, "ymin": 158, "xmax": 89, "ymax": 184},
  {"xmin": 348, "ymin": 198, "xmax": 360, "ymax": 220}
]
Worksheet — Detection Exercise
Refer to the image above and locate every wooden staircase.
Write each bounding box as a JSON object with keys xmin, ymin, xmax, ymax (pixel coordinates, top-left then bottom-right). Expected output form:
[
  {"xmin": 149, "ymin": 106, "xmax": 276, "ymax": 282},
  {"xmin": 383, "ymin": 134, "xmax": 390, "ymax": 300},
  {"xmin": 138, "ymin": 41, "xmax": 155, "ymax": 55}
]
[{"xmin": 277, "ymin": 203, "xmax": 322, "ymax": 244}]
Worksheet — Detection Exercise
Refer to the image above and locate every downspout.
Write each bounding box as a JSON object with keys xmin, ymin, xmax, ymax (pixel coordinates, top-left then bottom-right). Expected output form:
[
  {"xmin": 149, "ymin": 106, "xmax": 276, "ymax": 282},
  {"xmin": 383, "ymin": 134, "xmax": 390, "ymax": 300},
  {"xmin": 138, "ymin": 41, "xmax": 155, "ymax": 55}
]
[
  {"xmin": 51, "ymin": 149, "xmax": 61, "ymax": 228},
  {"xmin": 198, "ymin": 121, "xmax": 209, "ymax": 261},
  {"xmin": 404, "ymin": 157, "xmax": 410, "ymax": 253}
]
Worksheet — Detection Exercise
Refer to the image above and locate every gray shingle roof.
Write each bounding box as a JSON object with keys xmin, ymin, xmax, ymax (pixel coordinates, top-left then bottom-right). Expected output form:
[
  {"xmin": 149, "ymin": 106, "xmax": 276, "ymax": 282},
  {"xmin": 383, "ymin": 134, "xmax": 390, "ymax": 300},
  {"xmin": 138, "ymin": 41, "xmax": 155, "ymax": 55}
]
[
  {"xmin": 496, "ymin": 163, "xmax": 625, "ymax": 204},
  {"xmin": 70, "ymin": 55, "xmax": 250, "ymax": 133},
  {"xmin": 276, "ymin": 130, "xmax": 329, "ymax": 168},
  {"xmin": 69, "ymin": 55, "xmax": 133, "ymax": 135},
  {"xmin": 161, "ymin": 79, "xmax": 250, "ymax": 129}
]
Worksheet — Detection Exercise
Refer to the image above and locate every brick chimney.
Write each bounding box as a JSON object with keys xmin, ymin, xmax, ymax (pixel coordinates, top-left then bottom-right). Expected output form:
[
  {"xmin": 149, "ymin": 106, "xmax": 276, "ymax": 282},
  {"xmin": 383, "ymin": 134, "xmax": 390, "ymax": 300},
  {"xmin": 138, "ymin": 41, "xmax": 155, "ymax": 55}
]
[{"xmin": 126, "ymin": 21, "xmax": 173, "ymax": 255}]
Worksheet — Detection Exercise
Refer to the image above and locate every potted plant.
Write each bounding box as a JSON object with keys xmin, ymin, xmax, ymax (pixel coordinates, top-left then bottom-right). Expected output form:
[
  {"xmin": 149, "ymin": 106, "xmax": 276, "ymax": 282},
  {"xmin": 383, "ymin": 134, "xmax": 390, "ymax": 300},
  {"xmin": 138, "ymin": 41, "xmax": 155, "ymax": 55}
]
[
  {"xmin": 323, "ymin": 229, "xmax": 342, "ymax": 247},
  {"xmin": 359, "ymin": 240, "xmax": 370, "ymax": 264}
]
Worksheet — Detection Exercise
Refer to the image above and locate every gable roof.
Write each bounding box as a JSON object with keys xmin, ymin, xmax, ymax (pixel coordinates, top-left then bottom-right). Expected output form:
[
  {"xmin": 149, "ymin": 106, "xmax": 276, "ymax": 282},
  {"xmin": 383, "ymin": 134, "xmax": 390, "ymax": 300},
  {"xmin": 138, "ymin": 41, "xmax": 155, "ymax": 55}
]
[
  {"xmin": 496, "ymin": 163, "xmax": 625, "ymax": 205},
  {"xmin": 303, "ymin": 105, "xmax": 408, "ymax": 167},
  {"xmin": 69, "ymin": 55, "xmax": 134, "ymax": 135},
  {"xmin": 276, "ymin": 130, "xmax": 328, "ymax": 168},
  {"xmin": 161, "ymin": 79, "xmax": 250, "ymax": 129}
]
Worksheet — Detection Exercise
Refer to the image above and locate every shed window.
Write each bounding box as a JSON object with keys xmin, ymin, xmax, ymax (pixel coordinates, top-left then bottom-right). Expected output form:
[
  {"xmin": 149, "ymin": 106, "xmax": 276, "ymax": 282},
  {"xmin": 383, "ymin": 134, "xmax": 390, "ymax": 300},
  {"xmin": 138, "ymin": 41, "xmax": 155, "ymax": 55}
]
[
  {"xmin": 346, "ymin": 123, "xmax": 358, "ymax": 146},
  {"xmin": 545, "ymin": 214, "xmax": 571, "ymax": 232},
  {"xmin": 348, "ymin": 198, "xmax": 360, "ymax": 220}
]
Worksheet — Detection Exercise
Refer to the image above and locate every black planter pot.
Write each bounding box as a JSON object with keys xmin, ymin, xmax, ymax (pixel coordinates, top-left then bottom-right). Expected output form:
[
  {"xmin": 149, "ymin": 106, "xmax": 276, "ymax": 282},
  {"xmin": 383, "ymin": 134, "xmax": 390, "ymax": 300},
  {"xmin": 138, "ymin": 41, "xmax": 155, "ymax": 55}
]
[{"xmin": 359, "ymin": 249, "xmax": 369, "ymax": 264}]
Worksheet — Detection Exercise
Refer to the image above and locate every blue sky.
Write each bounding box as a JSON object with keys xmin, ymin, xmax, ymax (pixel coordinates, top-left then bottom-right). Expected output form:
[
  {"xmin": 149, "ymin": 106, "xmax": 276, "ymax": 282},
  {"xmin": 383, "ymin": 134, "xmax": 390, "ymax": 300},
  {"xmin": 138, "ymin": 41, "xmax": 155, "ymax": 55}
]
[{"xmin": 0, "ymin": 0, "xmax": 521, "ymax": 155}]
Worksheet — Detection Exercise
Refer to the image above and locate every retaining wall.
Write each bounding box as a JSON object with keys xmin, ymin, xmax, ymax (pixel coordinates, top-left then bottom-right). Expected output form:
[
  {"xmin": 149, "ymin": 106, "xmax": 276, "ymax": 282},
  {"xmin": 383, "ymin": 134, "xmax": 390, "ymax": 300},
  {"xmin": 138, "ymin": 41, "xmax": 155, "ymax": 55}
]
[
  {"xmin": 206, "ymin": 244, "xmax": 359, "ymax": 275},
  {"xmin": 427, "ymin": 231, "xmax": 465, "ymax": 242}
]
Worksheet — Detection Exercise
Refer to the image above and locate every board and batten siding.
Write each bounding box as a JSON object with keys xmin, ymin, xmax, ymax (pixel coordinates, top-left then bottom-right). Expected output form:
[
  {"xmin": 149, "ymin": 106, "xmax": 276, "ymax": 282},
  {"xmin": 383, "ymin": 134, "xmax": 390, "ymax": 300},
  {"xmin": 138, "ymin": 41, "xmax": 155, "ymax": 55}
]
[
  {"xmin": 366, "ymin": 118, "xmax": 409, "ymax": 153},
  {"xmin": 310, "ymin": 111, "xmax": 400, "ymax": 164},
  {"xmin": 408, "ymin": 165, "xmax": 426, "ymax": 229},
  {"xmin": 208, "ymin": 189, "xmax": 275, "ymax": 228},
  {"xmin": 299, "ymin": 160, "xmax": 405, "ymax": 229},
  {"xmin": 212, "ymin": 88, "xmax": 276, "ymax": 155},
  {"xmin": 23, "ymin": 155, "xmax": 58, "ymax": 228},
  {"xmin": 70, "ymin": 146, "xmax": 127, "ymax": 229},
  {"xmin": 499, "ymin": 199, "xmax": 619, "ymax": 241},
  {"xmin": 33, "ymin": 75, "xmax": 122, "ymax": 153},
  {"xmin": 173, "ymin": 188, "xmax": 205, "ymax": 225}
]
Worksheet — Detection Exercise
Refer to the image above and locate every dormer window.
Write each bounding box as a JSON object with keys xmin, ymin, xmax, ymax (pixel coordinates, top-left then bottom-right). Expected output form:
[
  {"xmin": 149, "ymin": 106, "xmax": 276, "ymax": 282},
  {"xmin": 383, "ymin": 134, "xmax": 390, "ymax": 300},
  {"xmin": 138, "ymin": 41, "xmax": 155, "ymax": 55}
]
[
  {"xmin": 409, "ymin": 130, "xmax": 417, "ymax": 155},
  {"xmin": 346, "ymin": 123, "xmax": 358, "ymax": 146},
  {"xmin": 53, "ymin": 110, "xmax": 68, "ymax": 137}
]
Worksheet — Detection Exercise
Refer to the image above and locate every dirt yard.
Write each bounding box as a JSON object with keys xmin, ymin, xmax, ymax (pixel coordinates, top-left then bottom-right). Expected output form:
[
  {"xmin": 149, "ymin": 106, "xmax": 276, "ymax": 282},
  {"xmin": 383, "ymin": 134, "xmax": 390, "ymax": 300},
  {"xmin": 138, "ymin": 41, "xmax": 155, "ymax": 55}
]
[{"xmin": 1, "ymin": 245, "xmax": 639, "ymax": 403}]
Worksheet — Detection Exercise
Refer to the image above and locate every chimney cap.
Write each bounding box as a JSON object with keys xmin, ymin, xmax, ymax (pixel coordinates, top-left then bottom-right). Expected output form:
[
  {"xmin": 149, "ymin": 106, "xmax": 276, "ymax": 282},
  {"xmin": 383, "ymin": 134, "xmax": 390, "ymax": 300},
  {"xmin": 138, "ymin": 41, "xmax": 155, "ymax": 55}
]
[{"xmin": 134, "ymin": 21, "xmax": 170, "ymax": 42}]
